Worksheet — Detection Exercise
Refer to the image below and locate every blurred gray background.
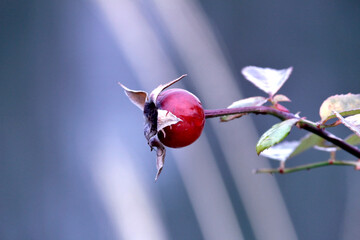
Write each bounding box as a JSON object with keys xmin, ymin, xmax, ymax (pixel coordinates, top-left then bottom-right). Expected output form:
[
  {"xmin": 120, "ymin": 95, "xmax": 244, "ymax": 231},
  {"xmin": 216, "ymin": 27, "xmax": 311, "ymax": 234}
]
[{"xmin": 1, "ymin": 0, "xmax": 360, "ymax": 239}]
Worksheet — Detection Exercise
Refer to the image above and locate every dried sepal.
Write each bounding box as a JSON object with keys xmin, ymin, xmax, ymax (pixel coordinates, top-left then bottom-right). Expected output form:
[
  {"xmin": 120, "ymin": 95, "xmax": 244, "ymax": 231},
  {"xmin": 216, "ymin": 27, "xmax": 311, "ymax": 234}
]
[
  {"xmin": 149, "ymin": 74, "xmax": 187, "ymax": 104},
  {"xmin": 149, "ymin": 136, "xmax": 166, "ymax": 181},
  {"xmin": 148, "ymin": 109, "xmax": 181, "ymax": 180},
  {"xmin": 120, "ymin": 76, "xmax": 186, "ymax": 181},
  {"xmin": 144, "ymin": 101, "xmax": 158, "ymax": 144},
  {"xmin": 157, "ymin": 109, "xmax": 182, "ymax": 133},
  {"xmin": 118, "ymin": 83, "xmax": 148, "ymax": 110}
]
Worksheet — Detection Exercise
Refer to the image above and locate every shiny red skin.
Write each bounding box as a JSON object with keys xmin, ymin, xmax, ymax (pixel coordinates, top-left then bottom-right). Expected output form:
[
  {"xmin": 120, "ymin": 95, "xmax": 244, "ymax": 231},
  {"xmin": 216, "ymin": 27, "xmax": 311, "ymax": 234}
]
[{"xmin": 157, "ymin": 88, "xmax": 205, "ymax": 148}]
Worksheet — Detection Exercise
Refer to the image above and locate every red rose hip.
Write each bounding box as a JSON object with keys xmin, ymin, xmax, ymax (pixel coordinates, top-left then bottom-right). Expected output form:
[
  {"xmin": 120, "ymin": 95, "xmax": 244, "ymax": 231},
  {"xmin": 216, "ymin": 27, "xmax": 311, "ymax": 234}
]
[{"xmin": 156, "ymin": 88, "xmax": 205, "ymax": 148}]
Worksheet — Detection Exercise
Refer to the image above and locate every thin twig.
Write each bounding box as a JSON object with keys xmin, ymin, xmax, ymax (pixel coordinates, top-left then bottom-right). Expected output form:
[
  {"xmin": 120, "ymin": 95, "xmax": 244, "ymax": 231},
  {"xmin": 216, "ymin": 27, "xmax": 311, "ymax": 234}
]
[
  {"xmin": 255, "ymin": 160, "xmax": 360, "ymax": 174},
  {"xmin": 204, "ymin": 106, "xmax": 360, "ymax": 159},
  {"xmin": 204, "ymin": 106, "xmax": 293, "ymax": 120}
]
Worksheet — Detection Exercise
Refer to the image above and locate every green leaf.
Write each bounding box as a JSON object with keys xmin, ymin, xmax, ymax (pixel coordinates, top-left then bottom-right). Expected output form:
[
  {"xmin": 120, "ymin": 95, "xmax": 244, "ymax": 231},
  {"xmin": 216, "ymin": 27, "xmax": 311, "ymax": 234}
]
[
  {"xmin": 256, "ymin": 118, "xmax": 299, "ymax": 155},
  {"xmin": 261, "ymin": 132, "xmax": 360, "ymax": 160},
  {"xmin": 119, "ymin": 83, "xmax": 148, "ymax": 111},
  {"xmin": 344, "ymin": 133, "xmax": 360, "ymax": 146},
  {"xmin": 289, "ymin": 133, "xmax": 324, "ymax": 158},
  {"xmin": 319, "ymin": 94, "xmax": 360, "ymax": 123},
  {"xmin": 221, "ymin": 96, "xmax": 267, "ymax": 122},
  {"xmin": 305, "ymin": 133, "xmax": 360, "ymax": 153}
]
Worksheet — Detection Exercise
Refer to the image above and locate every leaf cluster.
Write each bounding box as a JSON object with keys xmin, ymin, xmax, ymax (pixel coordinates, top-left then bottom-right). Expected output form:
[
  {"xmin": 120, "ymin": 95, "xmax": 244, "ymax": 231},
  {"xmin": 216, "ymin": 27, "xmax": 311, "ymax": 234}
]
[{"xmin": 223, "ymin": 66, "xmax": 360, "ymax": 171}]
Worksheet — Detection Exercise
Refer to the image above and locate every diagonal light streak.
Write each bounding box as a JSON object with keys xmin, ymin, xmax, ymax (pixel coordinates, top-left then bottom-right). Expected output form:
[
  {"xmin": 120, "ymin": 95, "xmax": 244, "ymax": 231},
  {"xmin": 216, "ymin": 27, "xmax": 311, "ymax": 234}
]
[
  {"xmin": 93, "ymin": 0, "xmax": 245, "ymax": 239},
  {"xmin": 92, "ymin": 135, "xmax": 169, "ymax": 240},
  {"xmin": 152, "ymin": 1, "xmax": 298, "ymax": 239}
]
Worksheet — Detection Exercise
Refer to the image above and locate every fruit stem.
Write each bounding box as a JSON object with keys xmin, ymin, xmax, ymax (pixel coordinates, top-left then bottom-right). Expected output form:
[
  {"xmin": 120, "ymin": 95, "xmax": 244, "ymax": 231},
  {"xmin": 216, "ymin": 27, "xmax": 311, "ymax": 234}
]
[
  {"xmin": 254, "ymin": 159, "xmax": 360, "ymax": 174},
  {"xmin": 204, "ymin": 106, "xmax": 293, "ymax": 120},
  {"xmin": 204, "ymin": 106, "xmax": 360, "ymax": 159}
]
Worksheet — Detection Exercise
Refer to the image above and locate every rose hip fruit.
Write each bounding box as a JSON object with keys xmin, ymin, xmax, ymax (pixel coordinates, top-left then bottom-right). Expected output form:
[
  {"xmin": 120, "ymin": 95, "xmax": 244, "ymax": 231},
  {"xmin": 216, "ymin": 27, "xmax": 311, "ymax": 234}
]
[{"xmin": 156, "ymin": 88, "xmax": 205, "ymax": 148}]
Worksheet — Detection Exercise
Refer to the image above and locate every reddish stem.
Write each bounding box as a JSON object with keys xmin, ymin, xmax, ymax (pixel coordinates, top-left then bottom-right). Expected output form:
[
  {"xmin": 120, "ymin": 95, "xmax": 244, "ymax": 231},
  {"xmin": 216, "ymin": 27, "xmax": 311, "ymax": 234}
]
[{"xmin": 204, "ymin": 106, "xmax": 360, "ymax": 159}]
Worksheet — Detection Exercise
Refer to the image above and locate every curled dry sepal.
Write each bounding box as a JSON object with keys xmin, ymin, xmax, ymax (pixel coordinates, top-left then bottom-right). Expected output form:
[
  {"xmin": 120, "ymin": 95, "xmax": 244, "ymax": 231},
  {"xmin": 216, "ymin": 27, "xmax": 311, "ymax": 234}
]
[{"xmin": 119, "ymin": 75, "xmax": 186, "ymax": 181}]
